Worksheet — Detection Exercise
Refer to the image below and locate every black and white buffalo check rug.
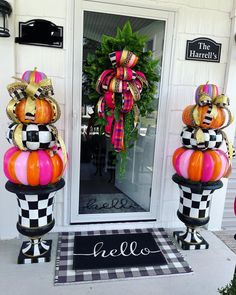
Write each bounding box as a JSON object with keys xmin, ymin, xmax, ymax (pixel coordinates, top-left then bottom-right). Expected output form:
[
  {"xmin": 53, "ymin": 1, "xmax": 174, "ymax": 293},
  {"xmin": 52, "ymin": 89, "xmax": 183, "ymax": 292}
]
[{"xmin": 54, "ymin": 228, "xmax": 193, "ymax": 285}]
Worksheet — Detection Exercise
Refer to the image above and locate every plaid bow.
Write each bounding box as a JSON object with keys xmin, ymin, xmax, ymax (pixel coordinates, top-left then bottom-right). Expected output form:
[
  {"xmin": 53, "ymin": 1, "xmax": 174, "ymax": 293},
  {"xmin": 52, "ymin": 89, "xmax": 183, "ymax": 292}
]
[
  {"xmin": 192, "ymin": 93, "xmax": 232, "ymax": 128},
  {"xmin": 198, "ymin": 93, "xmax": 229, "ymax": 108},
  {"xmin": 7, "ymin": 72, "xmax": 54, "ymax": 121},
  {"xmin": 96, "ymin": 50, "xmax": 148, "ymax": 152},
  {"xmin": 7, "ymin": 78, "xmax": 54, "ymax": 100}
]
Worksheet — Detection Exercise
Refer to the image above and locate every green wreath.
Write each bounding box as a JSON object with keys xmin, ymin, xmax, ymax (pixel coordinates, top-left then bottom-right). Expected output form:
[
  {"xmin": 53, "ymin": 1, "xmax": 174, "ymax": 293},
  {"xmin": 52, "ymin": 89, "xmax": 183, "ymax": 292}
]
[{"xmin": 84, "ymin": 21, "xmax": 159, "ymax": 176}]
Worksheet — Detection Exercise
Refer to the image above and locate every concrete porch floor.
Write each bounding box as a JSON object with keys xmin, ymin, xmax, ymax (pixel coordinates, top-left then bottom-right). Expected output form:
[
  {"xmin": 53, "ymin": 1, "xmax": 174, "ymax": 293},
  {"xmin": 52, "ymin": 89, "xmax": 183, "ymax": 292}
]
[{"xmin": 0, "ymin": 230, "xmax": 235, "ymax": 295}]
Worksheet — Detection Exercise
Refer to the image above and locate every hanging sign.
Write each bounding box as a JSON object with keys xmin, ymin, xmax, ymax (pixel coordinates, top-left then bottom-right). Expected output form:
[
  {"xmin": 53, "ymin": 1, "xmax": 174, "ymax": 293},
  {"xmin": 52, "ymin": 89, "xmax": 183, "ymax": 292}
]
[
  {"xmin": 185, "ymin": 37, "xmax": 221, "ymax": 63},
  {"xmin": 15, "ymin": 19, "xmax": 63, "ymax": 48}
]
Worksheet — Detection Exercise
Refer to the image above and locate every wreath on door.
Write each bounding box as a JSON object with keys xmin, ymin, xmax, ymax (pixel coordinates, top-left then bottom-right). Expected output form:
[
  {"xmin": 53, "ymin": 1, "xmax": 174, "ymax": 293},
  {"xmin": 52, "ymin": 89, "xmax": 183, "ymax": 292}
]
[{"xmin": 84, "ymin": 22, "xmax": 159, "ymax": 175}]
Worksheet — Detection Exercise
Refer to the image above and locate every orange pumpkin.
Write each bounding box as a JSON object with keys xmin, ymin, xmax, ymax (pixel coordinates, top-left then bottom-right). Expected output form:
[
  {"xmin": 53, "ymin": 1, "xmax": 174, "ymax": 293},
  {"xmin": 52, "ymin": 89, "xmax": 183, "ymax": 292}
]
[
  {"xmin": 15, "ymin": 98, "xmax": 53, "ymax": 124},
  {"xmin": 4, "ymin": 147, "xmax": 66, "ymax": 186},
  {"xmin": 172, "ymin": 147, "xmax": 229, "ymax": 182},
  {"xmin": 182, "ymin": 105, "xmax": 225, "ymax": 129}
]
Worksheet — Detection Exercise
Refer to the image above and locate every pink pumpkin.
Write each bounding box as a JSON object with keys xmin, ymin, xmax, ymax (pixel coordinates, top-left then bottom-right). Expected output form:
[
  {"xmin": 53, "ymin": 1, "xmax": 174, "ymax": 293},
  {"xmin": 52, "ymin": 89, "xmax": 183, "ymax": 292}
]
[
  {"xmin": 195, "ymin": 83, "xmax": 219, "ymax": 104},
  {"xmin": 234, "ymin": 198, "xmax": 236, "ymax": 216},
  {"xmin": 22, "ymin": 69, "xmax": 47, "ymax": 83},
  {"xmin": 4, "ymin": 147, "xmax": 67, "ymax": 186},
  {"xmin": 172, "ymin": 147, "xmax": 229, "ymax": 182}
]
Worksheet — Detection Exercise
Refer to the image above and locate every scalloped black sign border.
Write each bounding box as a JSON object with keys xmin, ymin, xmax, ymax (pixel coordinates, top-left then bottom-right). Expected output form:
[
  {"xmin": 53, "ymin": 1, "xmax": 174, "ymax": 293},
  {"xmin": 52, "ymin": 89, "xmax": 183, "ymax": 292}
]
[
  {"xmin": 186, "ymin": 37, "xmax": 221, "ymax": 63},
  {"xmin": 15, "ymin": 19, "xmax": 63, "ymax": 49}
]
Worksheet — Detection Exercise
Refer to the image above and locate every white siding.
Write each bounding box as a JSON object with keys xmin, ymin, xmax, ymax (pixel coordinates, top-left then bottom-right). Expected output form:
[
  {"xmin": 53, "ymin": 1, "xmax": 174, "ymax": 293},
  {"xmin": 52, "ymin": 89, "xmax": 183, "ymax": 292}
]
[
  {"xmin": 14, "ymin": 2, "xmax": 67, "ymax": 233},
  {"xmin": 0, "ymin": 0, "xmax": 67, "ymax": 239},
  {"xmin": 155, "ymin": 0, "xmax": 234, "ymax": 229},
  {"xmin": 221, "ymin": 5, "xmax": 236, "ymax": 230},
  {"xmin": 0, "ymin": 0, "xmax": 18, "ymax": 240},
  {"xmin": 0, "ymin": 0, "xmax": 235, "ymax": 239}
]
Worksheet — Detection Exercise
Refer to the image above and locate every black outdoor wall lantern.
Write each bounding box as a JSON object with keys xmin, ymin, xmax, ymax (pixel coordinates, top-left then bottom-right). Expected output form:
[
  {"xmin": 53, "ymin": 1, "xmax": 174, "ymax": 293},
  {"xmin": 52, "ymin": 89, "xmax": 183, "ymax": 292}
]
[
  {"xmin": 15, "ymin": 19, "xmax": 63, "ymax": 48},
  {"xmin": 0, "ymin": 0, "xmax": 12, "ymax": 37}
]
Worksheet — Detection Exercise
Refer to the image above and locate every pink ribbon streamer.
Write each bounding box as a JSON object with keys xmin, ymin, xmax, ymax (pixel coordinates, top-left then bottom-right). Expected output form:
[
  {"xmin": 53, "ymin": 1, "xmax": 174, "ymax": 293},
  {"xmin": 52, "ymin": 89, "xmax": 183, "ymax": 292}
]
[{"xmin": 96, "ymin": 50, "xmax": 147, "ymax": 152}]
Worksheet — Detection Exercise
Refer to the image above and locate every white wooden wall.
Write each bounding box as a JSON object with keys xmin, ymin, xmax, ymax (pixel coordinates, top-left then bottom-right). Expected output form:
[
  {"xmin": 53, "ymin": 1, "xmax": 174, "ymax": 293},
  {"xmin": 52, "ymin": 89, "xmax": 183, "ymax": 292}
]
[
  {"xmin": 0, "ymin": 0, "xmax": 235, "ymax": 239},
  {"xmin": 222, "ymin": 6, "xmax": 236, "ymax": 230},
  {"xmin": 0, "ymin": 0, "xmax": 17, "ymax": 239},
  {"xmin": 14, "ymin": 0, "xmax": 68, "ymax": 228},
  {"xmin": 153, "ymin": 0, "xmax": 234, "ymax": 229}
]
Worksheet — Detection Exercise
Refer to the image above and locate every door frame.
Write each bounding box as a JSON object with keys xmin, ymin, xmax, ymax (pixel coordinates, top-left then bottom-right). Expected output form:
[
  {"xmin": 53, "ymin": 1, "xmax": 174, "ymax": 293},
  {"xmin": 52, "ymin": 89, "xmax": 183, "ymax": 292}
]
[{"xmin": 69, "ymin": 0, "xmax": 176, "ymax": 224}]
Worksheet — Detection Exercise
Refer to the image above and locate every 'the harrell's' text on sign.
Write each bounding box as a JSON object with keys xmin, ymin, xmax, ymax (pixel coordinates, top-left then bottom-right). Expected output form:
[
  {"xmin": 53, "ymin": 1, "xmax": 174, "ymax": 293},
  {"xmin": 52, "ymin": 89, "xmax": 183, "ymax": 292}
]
[{"xmin": 186, "ymin": 37, "xmax": 221, "ymax": 63}]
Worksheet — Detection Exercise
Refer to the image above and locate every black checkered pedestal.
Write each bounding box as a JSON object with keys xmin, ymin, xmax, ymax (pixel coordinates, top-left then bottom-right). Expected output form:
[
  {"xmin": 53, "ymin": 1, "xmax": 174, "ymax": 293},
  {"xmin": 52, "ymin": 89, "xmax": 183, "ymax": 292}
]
[
  {"xmin": 5, "ymin": 179, "xmax": 65, "ymax": 264},
  {"xmin": 172, "ymin": 174, "xmax": 223, "ymax": 250}
]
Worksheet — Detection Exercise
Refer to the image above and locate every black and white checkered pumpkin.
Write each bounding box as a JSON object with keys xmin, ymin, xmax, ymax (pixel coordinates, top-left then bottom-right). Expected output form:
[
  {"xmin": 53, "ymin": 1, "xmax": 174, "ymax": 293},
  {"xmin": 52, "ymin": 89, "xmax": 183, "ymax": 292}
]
[
  {"xmin": 181, "ymin": 126, "xmax": 223, "ymax": 150},
  {"xmin": 6, "ymin": 122, "xmax": 17, "ymax": 145},
  {"xmin": 6, "ymin": 123, "xmax": 57, "ymax": 150}
]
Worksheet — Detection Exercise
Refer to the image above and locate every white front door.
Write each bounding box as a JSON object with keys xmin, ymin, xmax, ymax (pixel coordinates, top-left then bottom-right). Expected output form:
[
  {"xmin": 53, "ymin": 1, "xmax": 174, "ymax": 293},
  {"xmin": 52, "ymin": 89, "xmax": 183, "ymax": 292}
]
[{"xmin": 70, "ymin": 1, "xmax": 175, "ymax": 224}]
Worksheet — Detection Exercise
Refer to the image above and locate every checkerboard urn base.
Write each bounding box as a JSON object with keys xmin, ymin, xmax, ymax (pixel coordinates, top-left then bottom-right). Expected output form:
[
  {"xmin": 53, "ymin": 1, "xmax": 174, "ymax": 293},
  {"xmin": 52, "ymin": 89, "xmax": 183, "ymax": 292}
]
[
  {"xmin": 172, "ymin": 174, "xmax": 223, "ymax": 250},
  {"xmin": 5, "ymin": 179, "xmax": 65, "ymax": 264},
  {"xmin": 173, "ymin": 231, "xmax": 209, "ymax": 250},
  {"xmin": 18, "ymin": 240, "xmax": 52, "ymax": 264}
]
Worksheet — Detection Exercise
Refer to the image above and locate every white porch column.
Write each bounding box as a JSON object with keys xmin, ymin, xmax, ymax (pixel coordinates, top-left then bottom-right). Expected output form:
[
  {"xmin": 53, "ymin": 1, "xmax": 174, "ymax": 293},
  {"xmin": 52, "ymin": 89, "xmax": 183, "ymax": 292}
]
[{"xmin": 208, "ymin": 2, "xmax": 236, "ymax": 230}]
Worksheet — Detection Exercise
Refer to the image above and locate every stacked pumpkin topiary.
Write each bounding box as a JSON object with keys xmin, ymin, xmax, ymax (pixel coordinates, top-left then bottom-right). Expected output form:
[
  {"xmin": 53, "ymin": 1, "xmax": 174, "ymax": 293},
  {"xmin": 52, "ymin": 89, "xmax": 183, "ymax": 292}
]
[
  {"xmin": 172, "ymin": 83, "xmax": 234, "ymax": 250},
  {"xmin": 4, "ymin": 69, "xmax": 67, "ymax": 263}
]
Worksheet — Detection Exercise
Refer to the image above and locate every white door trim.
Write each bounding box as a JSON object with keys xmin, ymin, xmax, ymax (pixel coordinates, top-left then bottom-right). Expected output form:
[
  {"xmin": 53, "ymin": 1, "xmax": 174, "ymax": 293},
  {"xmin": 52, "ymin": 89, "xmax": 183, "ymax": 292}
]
[{"xmin": 68, "ymin": 0, "xmax": 176, "ymax": 224}]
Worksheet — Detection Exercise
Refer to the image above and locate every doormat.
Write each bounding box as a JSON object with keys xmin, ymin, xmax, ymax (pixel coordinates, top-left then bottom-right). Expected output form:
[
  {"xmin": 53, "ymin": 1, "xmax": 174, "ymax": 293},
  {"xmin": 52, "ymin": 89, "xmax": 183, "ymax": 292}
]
[
  {"xmin": 73, "ymin": 232, "xmax": 167, "ymax": 270},
  {"xmin": 54, "ymin": 228, "xmax": 193, "ymax": 285}
]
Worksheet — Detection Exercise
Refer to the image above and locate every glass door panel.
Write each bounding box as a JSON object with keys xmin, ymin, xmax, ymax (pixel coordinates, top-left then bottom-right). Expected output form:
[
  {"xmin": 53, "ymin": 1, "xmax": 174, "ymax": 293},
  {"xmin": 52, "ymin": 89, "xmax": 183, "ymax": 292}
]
[{"xmin": 78, "ymin": 10, "xmax": 165, "ymax": 217}]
